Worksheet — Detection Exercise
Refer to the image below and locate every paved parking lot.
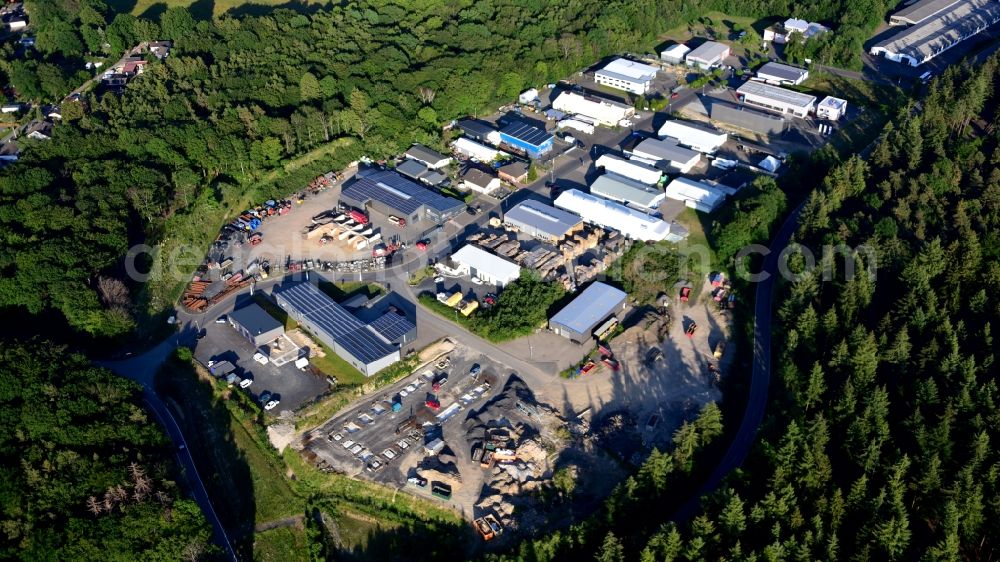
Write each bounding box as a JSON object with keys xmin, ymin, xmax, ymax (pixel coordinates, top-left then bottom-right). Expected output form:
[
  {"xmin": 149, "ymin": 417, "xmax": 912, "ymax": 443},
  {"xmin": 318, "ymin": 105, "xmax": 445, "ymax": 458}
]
[
  {"xmin": 193, "ymin": 308, "xmax": 331, "ymax": 413},
  {"xmin": 307, "ymin": 345, "xmax": 506, "ymax": 489}
]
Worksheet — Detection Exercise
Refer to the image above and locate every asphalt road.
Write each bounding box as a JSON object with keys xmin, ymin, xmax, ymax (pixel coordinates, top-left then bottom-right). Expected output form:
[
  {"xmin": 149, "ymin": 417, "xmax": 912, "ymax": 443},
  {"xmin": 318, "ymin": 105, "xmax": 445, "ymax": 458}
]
[{"xmin": 670, "ymin": 201, "xmax": 803, "ymax": 522}]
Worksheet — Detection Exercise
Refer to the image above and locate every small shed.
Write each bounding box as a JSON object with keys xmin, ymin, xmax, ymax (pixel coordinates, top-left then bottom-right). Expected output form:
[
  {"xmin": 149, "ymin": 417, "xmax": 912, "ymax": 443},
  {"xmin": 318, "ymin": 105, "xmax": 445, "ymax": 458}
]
[{"xmin": 229, "ymin": 303, "xmax": 284, "ymax": 347}]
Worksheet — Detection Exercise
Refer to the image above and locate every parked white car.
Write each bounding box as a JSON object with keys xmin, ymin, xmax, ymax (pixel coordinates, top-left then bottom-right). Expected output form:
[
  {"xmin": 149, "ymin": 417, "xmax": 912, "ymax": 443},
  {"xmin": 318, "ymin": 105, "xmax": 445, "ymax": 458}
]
[
  {"xmin": 470, "ymin": 277, "xmax": 483, "ymax": 285},
  {"xmin": 253, "ymin": 352, "xmax": 269, "ymax": 365},
  {"xmin": 239, "ymin": 379, "xmax": 253, "ymax": 388},
  {"xmin": 264, "ymin": 399, "xmax": 280, "ymax": 411},
  {"xmin": 434, "ymin": 276, "xmax": 445, "ymax": 283}
]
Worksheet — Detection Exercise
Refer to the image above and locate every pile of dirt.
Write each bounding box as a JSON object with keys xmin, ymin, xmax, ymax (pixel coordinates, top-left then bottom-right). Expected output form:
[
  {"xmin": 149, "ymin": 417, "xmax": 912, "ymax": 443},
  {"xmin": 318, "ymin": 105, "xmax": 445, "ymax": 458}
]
[
  {"xmin": 416, "ymin": 449, "xmax": 462, "ymax": 486},
  {"xmin": 593, "ymin": 410, "xmax": 642, "ymax": 461}
]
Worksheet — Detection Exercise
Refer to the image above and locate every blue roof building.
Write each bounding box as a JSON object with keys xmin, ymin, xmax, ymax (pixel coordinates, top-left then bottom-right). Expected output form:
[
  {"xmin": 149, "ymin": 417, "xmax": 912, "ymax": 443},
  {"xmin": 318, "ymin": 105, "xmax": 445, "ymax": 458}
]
[
  {"xmin": 549, "ymin": 282, "xmax": 627, "ymax": 343},
  {"xmin": 499, "ymin": 121, "xmax": 554, "ymax": 159}
]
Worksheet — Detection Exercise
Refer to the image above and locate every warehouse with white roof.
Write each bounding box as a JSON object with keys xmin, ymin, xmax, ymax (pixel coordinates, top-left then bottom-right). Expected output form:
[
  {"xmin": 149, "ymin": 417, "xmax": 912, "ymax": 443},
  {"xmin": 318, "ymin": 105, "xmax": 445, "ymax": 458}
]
[
  {"xmin": 551, "ymin": 91, "xmax": 635, "ymax": 126},
  {"xmin": 657, "ymin": 120, "xmax": 728, "ymax": 154},
  {"xmin": 549, "ymin": 282, "xmax": 627, "ymax": 343},
  {"xmin": 503, "ymin": 200, "xmax": 583, "ymax": 242},
  {"xmin": 660, "ymin": 43, "xmax": 691, "ymax": 64},
  {"xmin": 590, "ymin": 174, "xmax": 666, "ymax": 210},
  {"xmin": 554, "ymin": 189, "xmax": 688, "ymax": 242},
  {"xmin": 755, "ymin": 62, "xmax": 809, "ymax": 86},
  {"xmin": 595, "ymin": 58, "xmax": 659, "ymax": 94},
  {"xmin": 450, "ymin": 244, "xmax": 521, "ymax": 287},
  {"xmin": 595, "ymin": 153, "xmax": 662, "ymax": 185},
  {"xmin": 870, "ymin": 0, "xmax": 1000, "ymax": 67},
  {"xmin": 629, "ymin": 138, "xmax": 701, "ymax": 173},
  {"xmin": 664, "ymin": 177, "xmax": 727, "ymax": 213},
  {"xmin": 736, "ymin": 81, "xmax": 817, "ymax": 117},
  {"xmin": 816, "ymin": 96, "xmax": 848, "ymax": 120},
  {"xmin": 685, "ymin": 41, "xmax": 731, "ymax": 70},
  {"xmin": 453, "ymin": 137, "xmax": 505, "ymax": 162}
]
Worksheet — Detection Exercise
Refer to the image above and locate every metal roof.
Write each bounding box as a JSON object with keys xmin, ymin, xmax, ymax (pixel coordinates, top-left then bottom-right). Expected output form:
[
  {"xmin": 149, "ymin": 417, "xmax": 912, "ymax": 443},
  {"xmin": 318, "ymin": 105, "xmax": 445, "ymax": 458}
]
[
  {"xmin": 590, "ymin": 173, "xmax": 665, "ymax": 208},
  {"xmin": 874, "ymin": 0, "xmax": 1000, "ymax": 63},
  {"xmin": 500, "ymin": 121, "xmax": 553, "ymax": 148},
  {"xmin": 597, "ymin": 58, "xmax": 658, "ymax": 82},
  {"xmin": 451, "ymin": 245, "xmax": 521, "ymax": 282},
  {"xmin": 549, "ymin": 282, "xmax": 626, "ymax": 335},
  {"xmin": 632, "ymin": 138, "xmax": 701, "ymax": 164},
  {"xmin": 229, "ymin": 303, "xmax": 283, "ymax": 337},
  {"xmin": 756, "ymin": 62, "xmax": 809, "ymax": 82},
  {"xmin": 367, "ymin": 311, "xmax": 415, "ymax": 343},
  {"xmin": 892, "ymin": 0, "xmax": 961, "ymax": 24},
  {"xmin": 661, "ymin": 44, "xmax": 691, "ymax": 57},
  {"xmin": 405, "ymin": 144, "xmax": 450, "ymax": 165},
  {"xmin": 553, "ymin": 189, "xmax": 682, "ymax": 242},
  {"xmin": 457, "ymin": 119, "xmax": 496, "ymax": 136},
  {"xmin": 396, "ymin": 158, "xmax": 428, "ymax": 179},
  {"xmin": 342, "ymin": 170, "xmax": 463, "ymax": 216},
  {"xmin": 664, "ymin": 177, "xmax": 727, "ymax": 212},
  {"xmin": 504, "ymin": 200, "xmax": 582, "ymax": 239},
  {"xmin": 273, "ymin": 283, "xmax": 397, "ymax": 365},
  {"xmin": 737, "ymin": 81, "xmax": 817, "ymax": 109},
  {"xmin": 685, "ymin": 41, "xmax": 730, "ymax": 63}
]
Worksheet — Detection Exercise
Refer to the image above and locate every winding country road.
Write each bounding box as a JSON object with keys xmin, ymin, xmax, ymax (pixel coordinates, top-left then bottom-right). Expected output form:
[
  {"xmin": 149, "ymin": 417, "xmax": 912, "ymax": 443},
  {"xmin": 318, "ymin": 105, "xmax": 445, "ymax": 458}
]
[{"xmin": 671, "ymin": 202, "xmax": 803, "ymax": 522}]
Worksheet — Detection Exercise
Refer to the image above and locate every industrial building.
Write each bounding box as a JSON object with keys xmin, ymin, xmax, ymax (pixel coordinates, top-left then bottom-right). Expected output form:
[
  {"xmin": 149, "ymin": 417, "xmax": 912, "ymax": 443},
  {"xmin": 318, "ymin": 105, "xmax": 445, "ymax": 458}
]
[
  {"xmin": 629, "ymin": 138, "xmax": 702, "ymax": 173},
  {"xmin": 404, "ymin": 144, "xmax": 452, "ymax": 169},
  {"xmin": 366, "ymin": 310, "xmax": 417, "ymax": 347},
  {"xmin": 273, "ymin": 282, "xmax": 407, "ymax": 376},
  {"xmin": 554, "ymin": 189, "xmax": 688, "ymax": 242},
  {"xmin": 595, "ymin": 153, "xmax": 662, "ymax": 185},
  {"xmin": 763, "ymin": 18, "xmax": 830, "ymax": 43},
  {"xmin": 657, "ymin": 119, "xmax": 728, "ymax": 154},
  {"xmin": 341, "ymin": 169, "xmax": 464, "ymax": 224},
  {"xmin": 551, "ymin": 91, "xmax": 635, "ymax": 127},
  {"xmin": 457, "ymin": 119, "xmax": 500, "ymax": 145},
  {"xmin": 664, "ymin": 177, "xmax": 727, "ymax": 213},
  {"xmin": 229, "ymin": 303, "xmax": 285, "ymax": 347},
  {"xmin": 590, "ymin": 173, "xmax": 666, "ymax": 210},
  {"xmin": 660, "ymin": 43, "xmax": 691, "ymax": 64},
  {"xmin": 755, "ymin": 62, "xmax": 809, "ymax": 86},
  {"xmin": 453, "ymin": 137, "xmax": 505, "ymax": 162},
  {"xmin": 595, "ymin": 58, "xmax": 659, "ymax": 94},
  {"xmin": 816, "ymin": 96, "xmax": 848, "ymax": 120},
  {"xmin": 870, "ymin": 0, "xmax": 1000, "ymax": 67},
  {"xmin": 450, "ymin": 244, "xmax": 521, "ymax": 287},
  {"xmin": 396, "ymin": 158, "xmax": 447, "ymax": 186},
  {"xmin": 503, "ymin": 199, "xmax": 584, "ymax": 242},
  {"xmin": 548, "ymin": 282, "xmax": 627, "ymax": 343},
  {"xmin": 736, "ymin": 81, "xmax": 817, "ymax": 118},
  {"xmin": 460, "ymin": 168, "xmax": 502, "ymax": 194},
  {"xmin": 498, "ymin": 121, "xmax": 554, "ymax": 158},
  {"xmin": 684, "ymin": 41, "xmax": 731, "ymax": 70}
]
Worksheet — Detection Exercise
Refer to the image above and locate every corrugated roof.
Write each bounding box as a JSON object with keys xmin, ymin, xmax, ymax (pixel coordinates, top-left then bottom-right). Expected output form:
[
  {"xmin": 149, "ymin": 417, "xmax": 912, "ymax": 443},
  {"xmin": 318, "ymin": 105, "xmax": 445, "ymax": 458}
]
[
  {"xmin": 685, "ymin": 41, "xmax": 730, "ymax": 63},
  {"xmin": 737, "ymin": 81, "xmax": 817, "ymax": 109},
  {"xmin": 874, "ymin": 0, "xmax": 1000, "ymax": 63},
  {"xmin": 553, "ymin": 189, "xmax": 681, "ymax": 242},
  {"xmin": 229, "ymin": 303, "xmax": 282, "ymax": 337},
  {"xmin": 597, "ymin": 58, "xmax": 659, "ymax": 82},
  {"xmin": 504, "ymin": 200, "xmax": 582, "ymax": 239},
  {"xmin": 273, "ymin": 283, "xmax": 397, "ymax": 364},
  {"xmin": 590, "ymin": 173, "xmax": 665, "ymax": 208},
  {"xmin": 500, "ymin": 121, "xmax": 553, "ymax": 147},
  {"xmin": 396, "ymin": 158, "xmax": 428, "ymax": 179},
  {"xmin": 632, "ymin": 138, "xmax": 701, "ymax": 164},
  {"xmin": 756, "ymin": 62, "xmax": 809, "ymax": 82},
  {"xmin": 342, "ymin": 170, "xmax": 463, "ymax": 216},
  {"xmin": 458, "ymin": 119, "xmax": 496, "ymax": 136},
  {"xmin": 664, "ymin": 177, "xmax": 727, "ymax": 211},
  {"xmin": 367, "ymin": 311, "xmax": 415, "ymax": 343},
  {"xmin": 451, "ymin": 245, "xmax": 521, "ymax": 282},
  {"xmin": 550, "ymin": 282, "xmax": 626, "ymax": 335},
  {"xmin": 892, "ymin": 0, "xmax": 961, "ymax": 24},
  {"xmin": 405, "ymin": 144, "xmax": 450, "ymax": 165}
]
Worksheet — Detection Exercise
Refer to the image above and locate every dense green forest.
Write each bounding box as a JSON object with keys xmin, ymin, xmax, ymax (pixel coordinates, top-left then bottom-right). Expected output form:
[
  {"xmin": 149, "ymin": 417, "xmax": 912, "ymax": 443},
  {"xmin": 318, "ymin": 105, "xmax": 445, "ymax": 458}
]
[
  {"xmin": 489, "ymin": 55, "xmax": 1000, "ymax": 562},
  {"xmin": 0, "ymin": 344, "xmax": 212, "ymax": 559}
]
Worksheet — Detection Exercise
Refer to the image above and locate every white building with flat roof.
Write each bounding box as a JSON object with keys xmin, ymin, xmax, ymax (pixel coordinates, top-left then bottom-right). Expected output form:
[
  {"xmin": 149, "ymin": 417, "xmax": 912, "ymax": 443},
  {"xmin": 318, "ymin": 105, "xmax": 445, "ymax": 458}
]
[
  {"xmin": 551, "ymin": 91, "xmax": 635, "ymax": 126},
  {"xmin": 554, "ymin": 189, "xmax": 687, "ymax": 242},
  {"xmin": 595, "ymin": 58, "xmax": 659, "ymax": 94},
  {"xmin": 755, "ymin": 62, "xmax": 809, "ymax": 86},
  {"xmin": 816, "ymin": 96, "xmax": 848, "ymax": 120},
  {"xmin": 590, "ymin": 173, "xmax": 666, "ymax": 210},
  {"xmin": 595, "ymin": 154, "xmax": 662, "ymax": 185},
  {"xmin": 685, "ymin": 41, "xmax": 731, "ymax": 70},
  {"xmin": 451, "ymin": 245, "xmax": 521, "ymax": 287},
  {"xmin": 660, "ymin": 43, "xmax": 691, "ymax": 64},
  {"xmin": 452, "ymin": 137, "xmax": 505, "ymax": 162},
  {"xmin": 657, "ymin": 120, "xmax": 728, "ymax": 154},
  {"xmin": 736, "ymin": 81, "xmax": 817, "ymax": 118},
  {"xmin": 664, "ymin": 177, "xmax": 727, "ymax": 213}
]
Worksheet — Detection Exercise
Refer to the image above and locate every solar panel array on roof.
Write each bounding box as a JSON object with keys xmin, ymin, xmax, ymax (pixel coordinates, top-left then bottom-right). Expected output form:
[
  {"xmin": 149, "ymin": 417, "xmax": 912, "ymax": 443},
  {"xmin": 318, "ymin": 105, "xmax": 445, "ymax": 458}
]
[
  {"xmin": 500, "ymin": 121, "xmax": 554, "ymax": 148},
  {"xmin": 367, "ymin": 312, "xmax": 415, "ymax": 343},
  {"xmin": 273, "ymin": 283, "xmax": 397, "ymax": 364},
  {"xmin": 341, "ymin": 170, "xmax": 463, "ymax": 216}
]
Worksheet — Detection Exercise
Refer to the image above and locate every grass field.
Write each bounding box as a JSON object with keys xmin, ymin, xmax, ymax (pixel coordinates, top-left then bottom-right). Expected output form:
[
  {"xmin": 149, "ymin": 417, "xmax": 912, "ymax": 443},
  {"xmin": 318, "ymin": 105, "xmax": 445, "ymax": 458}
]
[{"xmin": 254, "ymin": 526, "xmax": 310, "ymax": 562}]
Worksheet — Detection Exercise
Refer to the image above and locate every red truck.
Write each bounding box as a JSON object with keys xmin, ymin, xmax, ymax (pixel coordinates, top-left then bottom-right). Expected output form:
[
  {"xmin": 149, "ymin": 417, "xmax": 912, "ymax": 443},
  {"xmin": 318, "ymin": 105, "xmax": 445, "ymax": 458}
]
[{"xmin": 348, "ymin": 209, "xmax": 369, "ymax": 224}]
